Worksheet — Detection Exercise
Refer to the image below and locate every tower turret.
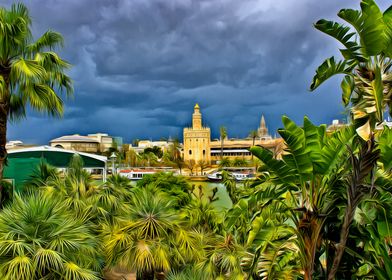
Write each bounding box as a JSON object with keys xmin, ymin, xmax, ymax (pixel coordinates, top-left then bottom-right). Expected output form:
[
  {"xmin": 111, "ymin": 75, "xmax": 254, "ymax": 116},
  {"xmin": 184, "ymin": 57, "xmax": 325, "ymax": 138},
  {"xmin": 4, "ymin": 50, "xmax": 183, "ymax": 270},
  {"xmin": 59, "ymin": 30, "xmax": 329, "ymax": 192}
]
[{"xmin": 192, "ymin": 103, "xmax": 202, "ymax": 129}]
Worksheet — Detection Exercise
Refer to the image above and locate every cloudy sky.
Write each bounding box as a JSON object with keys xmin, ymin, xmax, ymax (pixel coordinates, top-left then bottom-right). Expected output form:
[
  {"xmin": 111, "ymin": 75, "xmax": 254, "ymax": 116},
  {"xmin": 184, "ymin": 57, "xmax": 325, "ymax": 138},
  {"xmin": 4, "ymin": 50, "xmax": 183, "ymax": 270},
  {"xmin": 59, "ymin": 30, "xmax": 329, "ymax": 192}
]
[{"xmin": 4, "ymin": 0, "xmax": 391, "ymax": 144}]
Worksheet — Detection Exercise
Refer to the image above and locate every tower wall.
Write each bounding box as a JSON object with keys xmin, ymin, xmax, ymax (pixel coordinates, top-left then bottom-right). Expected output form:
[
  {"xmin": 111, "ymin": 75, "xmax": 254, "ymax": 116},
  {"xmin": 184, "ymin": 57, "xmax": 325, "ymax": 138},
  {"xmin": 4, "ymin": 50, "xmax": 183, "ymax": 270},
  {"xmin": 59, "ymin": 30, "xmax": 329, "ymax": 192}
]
[{"xmin": 183, "ymin": 104, "xmax": 211, "ymax": 164}]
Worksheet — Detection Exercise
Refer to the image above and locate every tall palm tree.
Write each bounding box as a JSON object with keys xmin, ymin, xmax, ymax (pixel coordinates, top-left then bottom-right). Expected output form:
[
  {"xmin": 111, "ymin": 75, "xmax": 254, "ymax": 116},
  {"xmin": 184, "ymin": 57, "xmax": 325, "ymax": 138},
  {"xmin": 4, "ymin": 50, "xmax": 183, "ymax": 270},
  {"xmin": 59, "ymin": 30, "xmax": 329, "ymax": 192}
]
[
  {"xmin": 220, "ymin": 126, "xmax": 227, "ymax": 160},
  {"xmin": 0, "ymin": 193, "xmax": 101, "ymax": 279},
  {"xmin": 0, "ymin": 3, "xmax": 72, "ymax": 201},
  {"xmin": 249, "ymin": 130, "xmax": 258, "ymax": 160}
]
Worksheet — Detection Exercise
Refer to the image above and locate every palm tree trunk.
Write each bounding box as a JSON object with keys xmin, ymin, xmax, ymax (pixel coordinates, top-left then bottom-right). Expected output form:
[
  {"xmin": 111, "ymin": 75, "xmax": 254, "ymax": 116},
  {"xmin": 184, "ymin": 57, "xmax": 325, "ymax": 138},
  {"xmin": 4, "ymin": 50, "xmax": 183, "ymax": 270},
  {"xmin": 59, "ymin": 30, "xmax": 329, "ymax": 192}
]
[
  {"xmin": 138, "ymin": 270, "xmax": 154, "ymax": 280},
  {"xmin": 221, "ymin": 138, "xmax": 224, "ymax": 160},
  {"xmin": 0, "ymin": 74, "xmax": 10, "ymax": 207},
  {"xmin": 251, "ymin": 137, "xmax": 255, "ymax": 160}
]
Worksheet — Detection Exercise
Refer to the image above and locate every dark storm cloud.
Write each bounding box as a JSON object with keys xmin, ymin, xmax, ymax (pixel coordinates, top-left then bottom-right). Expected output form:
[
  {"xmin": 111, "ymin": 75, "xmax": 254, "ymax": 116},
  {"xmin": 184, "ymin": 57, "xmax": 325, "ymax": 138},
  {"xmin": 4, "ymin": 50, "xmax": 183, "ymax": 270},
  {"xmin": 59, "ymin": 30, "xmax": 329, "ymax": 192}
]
[{"xmin": 5, "ymin": 0, "xmax": 391, "ymax": 144}]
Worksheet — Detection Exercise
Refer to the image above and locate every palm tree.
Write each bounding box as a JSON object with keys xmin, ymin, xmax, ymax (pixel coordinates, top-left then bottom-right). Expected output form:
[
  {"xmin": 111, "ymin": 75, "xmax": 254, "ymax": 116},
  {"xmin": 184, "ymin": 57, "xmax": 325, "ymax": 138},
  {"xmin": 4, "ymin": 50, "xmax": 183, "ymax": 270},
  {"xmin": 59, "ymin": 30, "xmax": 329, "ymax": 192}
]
[
  {"xmin": 219, "ymin": 157, "xmax": 232, "ymax": 168},
  {"xmin": 0, "ymin": 4, "xmax": 72, "ymax": 198},
  {"xmin": 198, "ymin": 234, "xmax": 246, "ymax": 279},
  {"xmin": 220, "ymin": 126, "xmax": 227, "ymax": 160},
  {"xmin": 102, "ymin": 187, "xmax": 200, "ymax": 279},
  {"xmin": 233, "ymin": 157, "xmax": 247, "ymax": 167},
  {"xmin": 0, "ymin": 193, "xmax": 101, "ymax": 279},
  {"xmin": 185, "ymin": 159, "xmax": 196, "ymax": 175},
  {"xmin": 249, "ymin": 130, "xmax": 258, "ymax": 160},
  {"xmin": 197, "ymin": 160, "xmax": 208, "ymax": 175}
]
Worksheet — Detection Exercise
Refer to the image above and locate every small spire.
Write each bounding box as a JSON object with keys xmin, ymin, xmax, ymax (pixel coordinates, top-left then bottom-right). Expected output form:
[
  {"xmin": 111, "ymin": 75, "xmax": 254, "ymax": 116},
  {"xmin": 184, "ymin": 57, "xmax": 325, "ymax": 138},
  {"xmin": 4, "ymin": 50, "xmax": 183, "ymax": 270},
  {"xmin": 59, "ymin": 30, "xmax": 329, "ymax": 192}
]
[
  {"xmin": 194, "ymin": 103, "xmax": 200, "ymax": 109},
  {"xmin": 258, "ymin": 114, "xmax": 269, "ymax": 137},
  {"xmin": 260, "ymin": 115, "xmax": 266, "ymax": 128}
]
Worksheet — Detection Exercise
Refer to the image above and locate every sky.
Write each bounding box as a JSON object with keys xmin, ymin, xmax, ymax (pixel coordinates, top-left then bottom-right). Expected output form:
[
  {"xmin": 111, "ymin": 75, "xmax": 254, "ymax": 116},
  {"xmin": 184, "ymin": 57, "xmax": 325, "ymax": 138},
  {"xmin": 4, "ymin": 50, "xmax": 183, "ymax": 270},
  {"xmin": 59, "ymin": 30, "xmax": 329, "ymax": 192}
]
[{"xmin": 3, "ymin": 0, "xmax": 391, "ymax": 144}]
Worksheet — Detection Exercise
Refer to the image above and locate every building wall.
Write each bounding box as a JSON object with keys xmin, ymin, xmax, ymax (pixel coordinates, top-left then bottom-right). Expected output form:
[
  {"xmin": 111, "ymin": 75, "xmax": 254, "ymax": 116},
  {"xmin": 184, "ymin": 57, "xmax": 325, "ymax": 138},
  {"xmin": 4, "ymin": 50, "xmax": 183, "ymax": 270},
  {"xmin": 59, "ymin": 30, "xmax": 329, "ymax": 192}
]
[
  {"xmin": 51, "ymin": 141, "xmax": 99, "ymax": 153},
  {"xmin": 87, "ymin": 133, "xmax": 113, "ymax": 152},
  {"xmin": 183, "ymin": 127, "xmax": 211, "ymax": 164},
  {"xmin": 210, "ymin": 138, "xmax": 284, "ymax": 162}
]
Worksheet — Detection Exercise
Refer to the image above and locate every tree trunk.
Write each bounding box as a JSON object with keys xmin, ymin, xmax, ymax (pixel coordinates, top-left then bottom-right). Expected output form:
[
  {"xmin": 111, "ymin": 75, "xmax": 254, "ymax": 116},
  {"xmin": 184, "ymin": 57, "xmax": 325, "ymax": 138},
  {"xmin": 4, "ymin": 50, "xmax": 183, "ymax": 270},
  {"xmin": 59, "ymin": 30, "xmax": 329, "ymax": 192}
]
[
  {"xmin": 327, "ymin": 202, "xmax": 356, "ymax": 280},
  {"xmin": 0, "ymin": 71, "xmax": 10, "ymax": 208},
  {"xmin": 138, "ymin": 270, "xmax": 154, "ymax": 280},
  {"xmin": 251, "ymin": 137, "xmax": 255, "ymax": 160},
  {"xmin": 221, "ymin": 138, "xmax": 224, "ymax": 160}
]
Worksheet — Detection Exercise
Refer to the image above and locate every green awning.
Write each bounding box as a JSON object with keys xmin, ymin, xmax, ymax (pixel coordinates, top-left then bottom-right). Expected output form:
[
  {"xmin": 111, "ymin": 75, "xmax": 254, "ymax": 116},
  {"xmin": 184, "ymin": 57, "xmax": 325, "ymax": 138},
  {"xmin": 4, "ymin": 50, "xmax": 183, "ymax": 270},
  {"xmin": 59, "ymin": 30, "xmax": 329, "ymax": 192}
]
[{"xmin": 4, "ymin": 146, "xmax": 107, "ymax": 191}]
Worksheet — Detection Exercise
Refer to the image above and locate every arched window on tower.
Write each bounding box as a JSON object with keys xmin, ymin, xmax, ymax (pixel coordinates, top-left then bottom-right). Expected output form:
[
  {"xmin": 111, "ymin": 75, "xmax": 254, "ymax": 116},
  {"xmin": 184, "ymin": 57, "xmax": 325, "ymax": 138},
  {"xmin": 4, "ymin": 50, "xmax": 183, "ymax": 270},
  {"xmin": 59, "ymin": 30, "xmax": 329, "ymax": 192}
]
[
  {"xmin": 203, "ymin": 150, "xmax": 206, "ymax": 156},
  {"xmin": 189, "ymin": 150, "xmax": 192, "ymax": 155}
]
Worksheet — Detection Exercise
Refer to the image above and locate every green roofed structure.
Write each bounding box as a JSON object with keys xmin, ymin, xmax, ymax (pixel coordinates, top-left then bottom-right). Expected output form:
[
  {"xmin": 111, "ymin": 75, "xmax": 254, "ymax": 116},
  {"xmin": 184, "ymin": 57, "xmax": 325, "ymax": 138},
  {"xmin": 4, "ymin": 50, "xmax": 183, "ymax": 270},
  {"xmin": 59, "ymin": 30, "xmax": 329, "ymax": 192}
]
[{"xmin": 4, "ymin": 146, "xmax": 107, "ymax": 191}]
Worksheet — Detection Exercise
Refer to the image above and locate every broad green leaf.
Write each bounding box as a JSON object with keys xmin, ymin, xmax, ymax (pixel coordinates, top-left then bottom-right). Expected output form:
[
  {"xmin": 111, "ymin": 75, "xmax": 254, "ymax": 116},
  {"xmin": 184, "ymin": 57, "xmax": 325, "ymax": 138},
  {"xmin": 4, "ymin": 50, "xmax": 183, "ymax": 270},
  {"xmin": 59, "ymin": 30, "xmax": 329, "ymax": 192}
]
[
  {"xmin": 339, "ymin": 0, "xmax": 387, "ymax": 57},
  {"xmin": 320, "ymin": 126, "xmax": 354, "ymax": 175},
  {"xmin": 250, "ymin": 146, "xmax": 297, "ymax": 184},
  {"xmin": 303, "ymin": 117, "xmax": 325, "ymax": 174},
  {"xmin": 378, "ymin": 126, "xmax": 392, "ymax": 171},
  {"xmin": 360, "ymin": 0, "xmax": 387, "ymax": 56},
  {"xmin": 383, "ymin": 5, "xmax": 392, "ymax": 57},
  {"xmin": 314, "ymin": 19, "xmax": 364, "ymax": 61},
  {"xmin": 341, "ymin": 74, "xmax": 354, "ymax": 106},
  {"xmin": 310, "ymin": 57, "xmax": 354, "ymax": 90},
  {"xmin": 279, "ymin": 116, "xmax": 313, "ymax": 180},
  {"xmin": 338, "ymin": 8, "xmax": 362, "ymax": 31}
]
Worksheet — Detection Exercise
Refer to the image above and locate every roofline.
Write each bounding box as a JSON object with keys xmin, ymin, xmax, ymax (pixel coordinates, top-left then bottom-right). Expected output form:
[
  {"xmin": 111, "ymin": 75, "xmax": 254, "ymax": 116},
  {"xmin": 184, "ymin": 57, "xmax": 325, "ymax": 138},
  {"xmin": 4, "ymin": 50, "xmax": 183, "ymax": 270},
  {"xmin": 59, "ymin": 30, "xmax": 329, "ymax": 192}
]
[
  {"xmin": 49, "ymin": 138, "xmax": 100, "ymax": 143},
  {"xmin": 8, "ymin": 145, "xmax": 107, "ymax": 162}
]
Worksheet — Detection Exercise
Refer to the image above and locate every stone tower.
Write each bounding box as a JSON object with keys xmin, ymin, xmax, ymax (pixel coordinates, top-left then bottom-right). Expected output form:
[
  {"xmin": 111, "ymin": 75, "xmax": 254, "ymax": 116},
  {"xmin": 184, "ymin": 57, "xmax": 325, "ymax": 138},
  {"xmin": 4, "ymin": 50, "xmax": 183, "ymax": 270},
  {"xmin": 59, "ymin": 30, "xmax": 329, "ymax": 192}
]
[
  {"xmin": 183, "ymin": 104, "xmax": 211, "ymax": 164},
  {"xmin": 258, "ymin": 115, "xmax": 271, "ymax": 139}
]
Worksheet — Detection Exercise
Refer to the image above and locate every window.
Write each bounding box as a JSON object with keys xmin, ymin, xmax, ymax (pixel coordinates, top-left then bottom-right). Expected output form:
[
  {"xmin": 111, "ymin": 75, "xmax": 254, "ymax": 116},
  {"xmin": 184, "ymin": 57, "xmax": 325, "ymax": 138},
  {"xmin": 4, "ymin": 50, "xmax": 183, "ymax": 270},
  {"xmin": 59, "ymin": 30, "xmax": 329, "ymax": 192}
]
[
  {"xmin": 203, "ymin": 150, "xmax": 206, "ymax": 156},
  {"xmin": 189, "ymin": 150, "xmax": 192, "ymax": 155}
]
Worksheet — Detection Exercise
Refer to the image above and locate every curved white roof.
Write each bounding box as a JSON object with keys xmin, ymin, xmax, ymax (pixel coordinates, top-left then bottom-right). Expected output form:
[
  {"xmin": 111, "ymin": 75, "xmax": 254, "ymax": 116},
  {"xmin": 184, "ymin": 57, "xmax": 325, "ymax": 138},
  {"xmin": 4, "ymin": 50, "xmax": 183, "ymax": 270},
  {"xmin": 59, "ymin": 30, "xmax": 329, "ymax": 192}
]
[
  {"xmin": 50, "ymin": 135, "xmax": 99, "ymax": 143},
  {"xmin": 8, "ymin": 145, "xmax": 107, "ymax": 162}
]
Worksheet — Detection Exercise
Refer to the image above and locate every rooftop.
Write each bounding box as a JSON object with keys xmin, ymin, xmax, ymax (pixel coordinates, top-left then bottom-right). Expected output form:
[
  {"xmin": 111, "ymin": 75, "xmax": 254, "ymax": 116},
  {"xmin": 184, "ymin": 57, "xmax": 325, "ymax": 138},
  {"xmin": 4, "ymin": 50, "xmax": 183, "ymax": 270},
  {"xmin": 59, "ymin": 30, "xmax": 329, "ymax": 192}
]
[{"xmin": 50, "ymin": 134, "xmax": 100, "ymax": 143}]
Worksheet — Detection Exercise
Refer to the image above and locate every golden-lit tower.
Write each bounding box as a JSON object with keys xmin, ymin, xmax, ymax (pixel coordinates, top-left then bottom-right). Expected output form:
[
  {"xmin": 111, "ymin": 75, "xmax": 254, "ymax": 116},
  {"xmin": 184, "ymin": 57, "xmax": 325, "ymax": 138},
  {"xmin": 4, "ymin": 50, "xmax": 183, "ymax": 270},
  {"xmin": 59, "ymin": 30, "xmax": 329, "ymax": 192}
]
[{"xmin": 183, "ymin": 104, "xmax": 211, "ymax": 165}]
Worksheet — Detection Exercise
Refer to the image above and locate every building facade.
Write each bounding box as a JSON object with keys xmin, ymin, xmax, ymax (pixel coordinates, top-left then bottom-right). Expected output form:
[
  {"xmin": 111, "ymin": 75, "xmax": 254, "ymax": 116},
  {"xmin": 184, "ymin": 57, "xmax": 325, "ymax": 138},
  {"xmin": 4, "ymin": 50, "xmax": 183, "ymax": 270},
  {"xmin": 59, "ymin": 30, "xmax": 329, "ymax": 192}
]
[
  {"xmin": 183, "ymin": 104, "xmax": 211, "ymax": 164},
  {"xmin": 50, "ymin": 133, "xmax": 119, "ymax": 154},
  {"xmin": 50, "ymin": 135, "xmax": 100, "ymax": 153},
  {"xmin": 182, "ymin": 104, "xmax": 283, "ymax": 165}
]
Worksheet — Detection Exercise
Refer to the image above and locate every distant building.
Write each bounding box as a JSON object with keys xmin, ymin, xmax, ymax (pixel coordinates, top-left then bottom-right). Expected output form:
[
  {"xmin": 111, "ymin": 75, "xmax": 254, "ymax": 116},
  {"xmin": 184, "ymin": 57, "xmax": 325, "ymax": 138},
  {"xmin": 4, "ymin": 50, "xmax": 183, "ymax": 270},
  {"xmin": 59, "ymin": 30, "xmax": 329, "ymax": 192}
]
[
  {"xmin": 326, "ymin": 119, "xmax": 392, "ymax": 132},
  {"xmin": 113, "ymin": 136, "xmax": 124, "ymax": 150},
  {"xmin": 50, "ymin": 133, "xmax": 118, "ymax": 154},
  {"xmin": 87, "ymin": 133, "xmax": 114, "ymax": 152},
  {"xmin": 50, "ymin": 134, "xmax": 100, "ymax": 153},
  {"xmin": 183, "ymin": 104, "xmax": 211, "ymax": 164},
  {"xmin": 131, "ymin": 140, "xmax": 172, "ymax": 154},
  {"xmin": 5, "ymin": 140, "xmax": 36, "ymax": 150},
  {"xmin": 326, "ymin": 119, "xmax": 347, "ymax": 132}
]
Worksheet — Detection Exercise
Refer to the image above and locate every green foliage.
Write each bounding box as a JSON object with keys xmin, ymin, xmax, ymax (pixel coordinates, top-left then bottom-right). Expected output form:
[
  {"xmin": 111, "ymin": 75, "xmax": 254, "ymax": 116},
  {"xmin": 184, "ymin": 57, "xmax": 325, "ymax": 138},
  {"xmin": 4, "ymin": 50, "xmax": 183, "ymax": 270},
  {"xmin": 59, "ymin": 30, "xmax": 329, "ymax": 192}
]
[
  {"xmin": 0, "ymin": 3, "xmax": 72, "ymax": 121},
  {"xmin": 136, "ymin": 172, "xmax": 192, "ymax": 208},
  {"xmin": 143, "ymin": 146, "xmax": 163, "ymax": 158},
  {"xmin": 0, "ymin": 193, "xmax": 101, "ymax": 279},
  {"xmin": 310, "ymin": 0, "xmax": 392, "ymax": 140}
]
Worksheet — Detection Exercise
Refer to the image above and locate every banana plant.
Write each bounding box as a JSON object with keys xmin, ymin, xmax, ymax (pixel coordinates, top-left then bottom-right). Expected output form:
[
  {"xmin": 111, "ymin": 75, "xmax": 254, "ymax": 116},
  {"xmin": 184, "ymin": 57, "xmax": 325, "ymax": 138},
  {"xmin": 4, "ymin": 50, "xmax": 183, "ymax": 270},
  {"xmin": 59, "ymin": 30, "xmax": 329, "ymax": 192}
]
[
  {"xmin": 310, "ymin": 0, "xmax": 392, "ymax": 140},
  {"xmin": 250, "ymin": 116, "xmax": 355, "ymax": 280}
]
